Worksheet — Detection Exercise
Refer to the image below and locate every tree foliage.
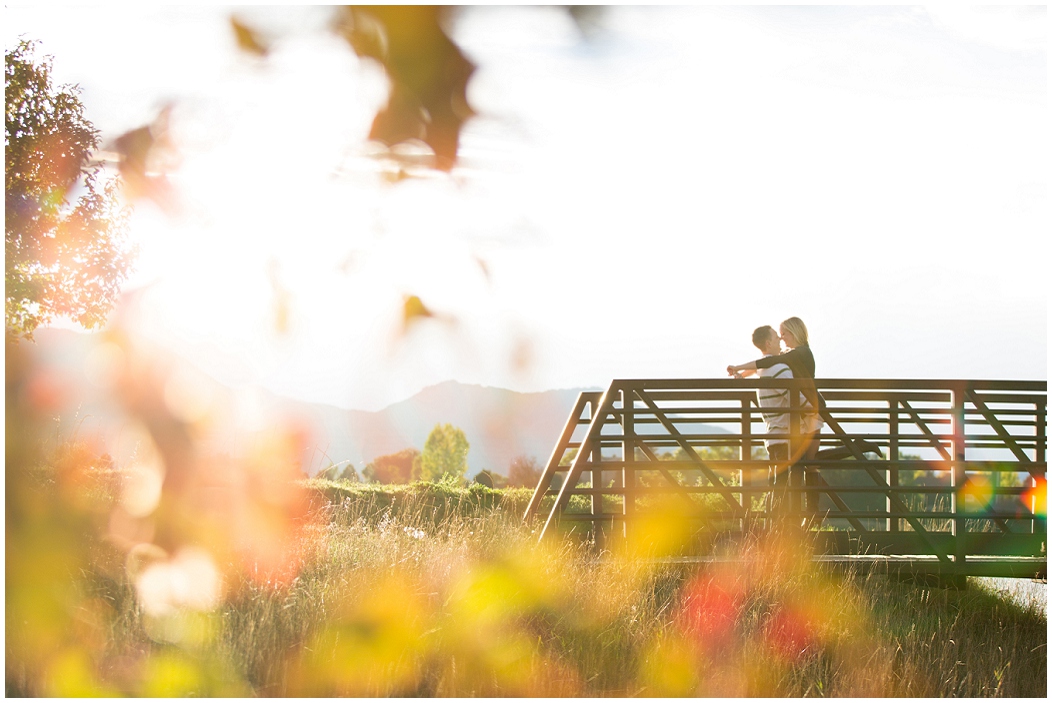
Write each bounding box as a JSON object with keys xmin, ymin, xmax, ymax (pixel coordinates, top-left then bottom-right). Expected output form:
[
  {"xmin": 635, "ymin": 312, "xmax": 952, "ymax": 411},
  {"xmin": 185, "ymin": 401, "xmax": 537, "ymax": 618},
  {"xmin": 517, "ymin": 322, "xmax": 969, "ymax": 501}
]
[
  {"xmin": 507, "ymin": 454, "xmax": 542, "ymax": 488},
  {"xmin": 417, "ymin": 423, "xmax": 469, "ymax": 483},
  {"xmin": 363, "ymin": 448, "xmax": 419, "ymax": 484},
  {"xmin": 317, "ymin": 462, "xmax": 359, "ymax": 483},
  {"xmin": 5, "ymin": 40, "xmax": 133, "ymax": 340}
]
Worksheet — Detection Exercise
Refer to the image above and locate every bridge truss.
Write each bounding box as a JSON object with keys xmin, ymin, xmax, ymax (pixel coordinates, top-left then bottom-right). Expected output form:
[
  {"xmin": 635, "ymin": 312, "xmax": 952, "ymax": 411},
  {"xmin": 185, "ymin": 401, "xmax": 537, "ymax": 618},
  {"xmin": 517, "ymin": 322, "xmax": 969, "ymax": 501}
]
[{"xmin": 524, "ymin": 379, "xmax": 1046, "ymax": 579}]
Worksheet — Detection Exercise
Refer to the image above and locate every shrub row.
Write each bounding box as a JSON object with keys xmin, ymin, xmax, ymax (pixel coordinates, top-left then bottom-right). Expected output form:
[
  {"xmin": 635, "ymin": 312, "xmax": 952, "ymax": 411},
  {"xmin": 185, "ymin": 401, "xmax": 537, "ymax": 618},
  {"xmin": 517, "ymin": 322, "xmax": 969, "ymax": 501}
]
[{"xmin": 305, "ymin": 479, "xmax": 544, "ymax": 527}]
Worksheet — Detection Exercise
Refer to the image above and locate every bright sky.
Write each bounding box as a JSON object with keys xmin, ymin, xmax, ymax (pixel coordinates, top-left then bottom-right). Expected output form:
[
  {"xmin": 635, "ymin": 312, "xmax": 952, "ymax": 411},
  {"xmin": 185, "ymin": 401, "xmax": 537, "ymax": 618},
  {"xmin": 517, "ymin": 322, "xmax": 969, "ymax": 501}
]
[{"xmin": 6, "ymin": 5, "xmax": 1048, "ymax": 410}]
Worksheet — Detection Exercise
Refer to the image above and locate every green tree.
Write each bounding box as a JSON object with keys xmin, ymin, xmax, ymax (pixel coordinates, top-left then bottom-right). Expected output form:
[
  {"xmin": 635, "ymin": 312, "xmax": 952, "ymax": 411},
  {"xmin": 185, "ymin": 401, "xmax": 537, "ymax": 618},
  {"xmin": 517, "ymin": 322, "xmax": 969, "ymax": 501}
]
[
  {"xmin": 417, "ymin": 424, "xmax": 469, "ymax": 483},
  {"xmin": 5, "ymin": 40, "xmax": 134, "ymax": 340}
]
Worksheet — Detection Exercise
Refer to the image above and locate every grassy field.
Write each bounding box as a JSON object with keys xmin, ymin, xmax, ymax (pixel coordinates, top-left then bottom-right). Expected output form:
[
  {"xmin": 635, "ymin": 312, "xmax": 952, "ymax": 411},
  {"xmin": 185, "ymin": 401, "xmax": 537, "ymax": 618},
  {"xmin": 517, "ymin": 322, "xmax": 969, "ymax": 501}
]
[{"xmin": 6, "ymin": 467, "xmax": 1046, "ymax": 697}]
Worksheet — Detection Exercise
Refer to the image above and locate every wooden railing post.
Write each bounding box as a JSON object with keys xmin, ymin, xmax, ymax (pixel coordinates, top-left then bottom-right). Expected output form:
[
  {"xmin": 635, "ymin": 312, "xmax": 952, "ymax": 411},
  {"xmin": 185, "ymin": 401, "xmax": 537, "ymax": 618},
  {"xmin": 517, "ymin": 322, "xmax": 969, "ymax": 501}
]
[
  {"xmin": 789, "ymin": 381, "xmax": 802, "ymax": 520},
  {"xmin": 741, "ymin": 396, "xmax": 753, "ymax": 531},
  {"xmin": 622, "ymin": 385, "xmax": 634, "ymax": 542},
  {"xmin": 951, "ymin": 382, "xmax": 968, "ymax": 571},
  {"xmin": 887, "ymin": 398, "xmax": 899, "ymax": 533},
  {"xmin": 1034, "ymin": 397, "xmax": 1045, "ymax": 536},
  {"xmin": 590, "ymin": 414, "xmax": 601, "ymax": 535}
]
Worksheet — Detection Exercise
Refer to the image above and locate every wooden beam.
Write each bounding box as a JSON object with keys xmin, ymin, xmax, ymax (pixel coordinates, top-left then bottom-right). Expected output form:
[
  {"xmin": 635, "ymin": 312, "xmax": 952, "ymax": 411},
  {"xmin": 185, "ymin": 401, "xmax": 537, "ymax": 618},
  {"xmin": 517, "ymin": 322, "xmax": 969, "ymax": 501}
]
[
  {"xmin": 633, "ymin": 387, "xmax": 746, "ymax": 515},
  {"xmin": 523, "ymin": 391, "xmax": 600, "ymax": 521},
  {"xmin": 898, "ymin": 400, "xmax": 953, "ymax": 461},
  {"xmin": 966, "ymin": 389, "xmax": 1034, "ymax": 465},
  {"xmin": 820, "ymin": 411, "xmax": 953, "ymax": 566}
]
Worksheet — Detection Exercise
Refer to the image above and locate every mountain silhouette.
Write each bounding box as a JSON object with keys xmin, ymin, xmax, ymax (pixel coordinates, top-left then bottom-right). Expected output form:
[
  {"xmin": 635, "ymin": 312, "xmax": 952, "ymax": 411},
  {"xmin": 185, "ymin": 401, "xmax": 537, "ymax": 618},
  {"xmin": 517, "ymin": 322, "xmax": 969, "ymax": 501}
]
[
  {"xmin": 280, "ymin": 380, "xmax": 593, "ymax": 476},
  {"xmin": 25, "ymin": 328, "xmax": 598, "ymax": 476}
]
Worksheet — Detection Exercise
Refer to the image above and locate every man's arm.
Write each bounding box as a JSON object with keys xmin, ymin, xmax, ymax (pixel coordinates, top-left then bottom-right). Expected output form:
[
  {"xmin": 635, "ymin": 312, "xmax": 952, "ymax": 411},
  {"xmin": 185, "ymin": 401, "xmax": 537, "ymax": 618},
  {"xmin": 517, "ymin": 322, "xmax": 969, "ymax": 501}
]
[{"xmin": 727, "ymin": 360, "xmax": 759, "ymax": 377}]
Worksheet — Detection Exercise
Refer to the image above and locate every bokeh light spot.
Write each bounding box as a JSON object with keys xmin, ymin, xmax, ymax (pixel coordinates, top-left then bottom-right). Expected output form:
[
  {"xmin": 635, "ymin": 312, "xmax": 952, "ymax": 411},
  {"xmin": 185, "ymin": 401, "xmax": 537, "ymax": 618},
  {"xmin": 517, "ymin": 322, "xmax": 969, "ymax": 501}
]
[{"xmin": 134, "ymin": 547, "xmax": 223, "ymax": 618}]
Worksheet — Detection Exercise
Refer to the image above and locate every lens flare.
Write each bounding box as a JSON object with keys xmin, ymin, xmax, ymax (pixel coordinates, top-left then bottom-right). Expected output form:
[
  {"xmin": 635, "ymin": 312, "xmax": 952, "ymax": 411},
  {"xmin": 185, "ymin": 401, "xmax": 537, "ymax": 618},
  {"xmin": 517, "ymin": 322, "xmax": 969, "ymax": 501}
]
[
  {"xmin": 962, "ymin": 474, "xmax": 995, "ymax": 512},
  {"xmin": 1022, "ymin": 476, "xmax": 1046, "ymax": 517}
]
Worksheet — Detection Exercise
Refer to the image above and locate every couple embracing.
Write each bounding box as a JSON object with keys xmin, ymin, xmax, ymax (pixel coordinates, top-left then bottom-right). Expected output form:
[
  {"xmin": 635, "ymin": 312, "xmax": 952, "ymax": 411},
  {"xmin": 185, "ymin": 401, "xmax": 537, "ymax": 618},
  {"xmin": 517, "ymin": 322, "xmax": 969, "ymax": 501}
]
[{"xmin": 727, "ymin": 317, "xmax": 822, "ymax": 520}]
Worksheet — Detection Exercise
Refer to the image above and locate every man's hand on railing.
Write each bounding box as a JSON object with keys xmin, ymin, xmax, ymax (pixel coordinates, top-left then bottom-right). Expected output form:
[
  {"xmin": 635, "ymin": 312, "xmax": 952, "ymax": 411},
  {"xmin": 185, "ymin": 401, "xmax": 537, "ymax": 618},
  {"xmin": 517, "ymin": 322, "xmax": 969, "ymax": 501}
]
[{"xmin": 728, "ymin": 362, "xmax": 758, "ymax": 378}]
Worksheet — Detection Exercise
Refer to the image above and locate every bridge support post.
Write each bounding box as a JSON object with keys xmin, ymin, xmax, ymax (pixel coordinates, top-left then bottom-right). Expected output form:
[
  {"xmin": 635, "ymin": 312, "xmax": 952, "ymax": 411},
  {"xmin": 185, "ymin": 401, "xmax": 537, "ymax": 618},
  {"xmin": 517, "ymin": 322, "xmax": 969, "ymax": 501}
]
[
  {"xmin": 621, "ymin": 386, "xmax": 634, "ymax": 543},
  {"xmin": 1035, "ymin": 397, "xmax": 1045, "ymax": 537},
  {"xmin": 741, "ymin": 398, "xmax": 753, "ymax": 533},
  {"xmin": 887, "ymin": 399, "xmax": 899, "ymax": 533},
  {"xmin": 588, "ymin": 395, "xmax": 607, "ymax": 550},
  {"xmin": 789, "ymin": 385, "xmax": 805, "ymax": 524},
  {"xmin": 951, "ymin": 382, "xmax": 968, "ymax": 573}
]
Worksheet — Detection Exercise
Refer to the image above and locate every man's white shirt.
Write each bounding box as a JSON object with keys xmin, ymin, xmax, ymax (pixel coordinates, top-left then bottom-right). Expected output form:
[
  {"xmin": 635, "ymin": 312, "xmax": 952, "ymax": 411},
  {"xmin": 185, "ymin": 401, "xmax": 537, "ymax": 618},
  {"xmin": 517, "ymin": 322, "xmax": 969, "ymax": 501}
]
[
  {"xmin": 757, "ymin": 361, "xmax": 794, "ymax": 451},
  {"xmin": 757, "ymin": 357, "xmax": 822, "ymax": 451}
]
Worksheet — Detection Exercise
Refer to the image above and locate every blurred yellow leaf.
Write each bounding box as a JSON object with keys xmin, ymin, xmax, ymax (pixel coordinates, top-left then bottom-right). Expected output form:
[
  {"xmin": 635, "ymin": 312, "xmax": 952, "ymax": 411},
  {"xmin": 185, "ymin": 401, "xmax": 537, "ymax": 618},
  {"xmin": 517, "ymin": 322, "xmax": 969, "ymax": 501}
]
[
  {"xmin": 142, "ymin": 651, "xmax": 203, "ymax": 697},
  {"xmin": 638, "ymin": 633, "xmax": 699, "ymax": 696},
  {"xmin": 402, "ymin": 293, "xmax": 434, "ymax": 328},
  {"xmin": 614, "ymin": 496, "xmax": 699, "ymax": 560},
  {"xmin": 44, "ymin": 648, "xmax": 118, "ymax": 697},
  {"xmin": 267, "ymin": 260, "xmax": 292, "ymax": 336},
  {"xmin": 291, "ymin": 572, "xmax": 432, "ymax": 696},
  {"xmin": 341, "ymin": 6, "xmax": 476, "ymax": 170},
  {"xmin": 230, "ymin": 16, "xmax": 269, "ymax": 57}
]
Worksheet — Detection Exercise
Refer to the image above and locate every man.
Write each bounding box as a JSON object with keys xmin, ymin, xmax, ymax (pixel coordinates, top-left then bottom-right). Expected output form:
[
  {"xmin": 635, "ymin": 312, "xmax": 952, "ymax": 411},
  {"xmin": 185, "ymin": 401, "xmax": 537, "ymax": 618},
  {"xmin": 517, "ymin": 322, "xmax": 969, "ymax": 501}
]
[{"xmin": 735, "ymin": 325, "xmax": 818, "ymax": 522}]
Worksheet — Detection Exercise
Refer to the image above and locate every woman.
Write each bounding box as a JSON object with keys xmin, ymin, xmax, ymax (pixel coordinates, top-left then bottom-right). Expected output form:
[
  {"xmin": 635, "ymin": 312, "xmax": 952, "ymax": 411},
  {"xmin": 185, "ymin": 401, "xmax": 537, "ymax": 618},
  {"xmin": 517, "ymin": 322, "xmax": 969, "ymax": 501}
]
[
  {"xmin": 728, "ymin": 317, "xmax": 816, "ymax": 411},
  {"xmin": 728, "ymin": 317, "xmax": 822, "ymax": 518}
]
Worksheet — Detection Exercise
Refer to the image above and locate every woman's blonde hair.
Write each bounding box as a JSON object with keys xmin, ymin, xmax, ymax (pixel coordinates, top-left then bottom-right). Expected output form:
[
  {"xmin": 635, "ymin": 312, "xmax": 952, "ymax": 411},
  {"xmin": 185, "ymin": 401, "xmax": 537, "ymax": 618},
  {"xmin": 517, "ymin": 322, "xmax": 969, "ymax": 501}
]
[{"xmin": 780, "ymin": 317, "xmax": 809, "ymax": 346}]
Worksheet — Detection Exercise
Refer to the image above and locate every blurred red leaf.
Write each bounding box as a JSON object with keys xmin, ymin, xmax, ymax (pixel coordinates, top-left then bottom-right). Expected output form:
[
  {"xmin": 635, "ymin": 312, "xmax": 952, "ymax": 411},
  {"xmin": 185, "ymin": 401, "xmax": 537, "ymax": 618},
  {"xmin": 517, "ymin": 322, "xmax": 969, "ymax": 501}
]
[
  {"xmin": 677, "ymin": 572, "xmax": 743, "ymax": 651},
  {"xmin": 765, "ymin": 606, "xmax": 817, "ymax": 662}
]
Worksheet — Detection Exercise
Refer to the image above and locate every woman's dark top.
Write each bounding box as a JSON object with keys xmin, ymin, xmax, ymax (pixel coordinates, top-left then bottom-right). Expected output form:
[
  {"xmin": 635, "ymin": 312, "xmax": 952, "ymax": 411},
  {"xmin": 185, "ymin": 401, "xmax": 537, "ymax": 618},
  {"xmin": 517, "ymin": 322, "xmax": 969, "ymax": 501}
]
[{"xmin": 755, "ymin": 344, "xmax": 820, "ymax": 411}]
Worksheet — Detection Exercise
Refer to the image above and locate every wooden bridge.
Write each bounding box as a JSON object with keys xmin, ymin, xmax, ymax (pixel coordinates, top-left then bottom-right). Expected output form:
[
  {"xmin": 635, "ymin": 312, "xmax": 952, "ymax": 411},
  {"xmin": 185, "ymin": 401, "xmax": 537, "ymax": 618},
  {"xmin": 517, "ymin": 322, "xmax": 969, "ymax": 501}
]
[{"xmin": 523, "ymin": 379, "xmax": 1046, "ymax": 580}]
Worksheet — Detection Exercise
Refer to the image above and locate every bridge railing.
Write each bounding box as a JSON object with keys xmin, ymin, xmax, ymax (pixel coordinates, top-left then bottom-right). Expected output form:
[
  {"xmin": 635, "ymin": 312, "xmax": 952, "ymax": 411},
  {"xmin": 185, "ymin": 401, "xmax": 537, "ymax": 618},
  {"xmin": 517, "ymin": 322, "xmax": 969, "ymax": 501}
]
[{"xmin": 524, "ymin": 379, "xmax": 1046, "ymax": 578}]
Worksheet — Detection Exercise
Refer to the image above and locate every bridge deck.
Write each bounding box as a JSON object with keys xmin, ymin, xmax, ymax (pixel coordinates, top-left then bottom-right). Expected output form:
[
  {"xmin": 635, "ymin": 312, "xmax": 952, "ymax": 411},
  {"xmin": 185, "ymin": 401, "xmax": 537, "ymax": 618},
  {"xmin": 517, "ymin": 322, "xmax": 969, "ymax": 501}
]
[{"xmin": 524, "ymin": 379, "xmax": 1047, "ymax": 579}]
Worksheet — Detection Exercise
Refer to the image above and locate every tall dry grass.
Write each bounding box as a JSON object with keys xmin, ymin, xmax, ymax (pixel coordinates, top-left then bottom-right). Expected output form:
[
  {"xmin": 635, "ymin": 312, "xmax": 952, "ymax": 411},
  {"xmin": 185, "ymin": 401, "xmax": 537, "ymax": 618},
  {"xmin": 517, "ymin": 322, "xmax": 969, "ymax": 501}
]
[{"xmin": 15, "ymin": 471, "xmax": 1043, "ymax": 697}]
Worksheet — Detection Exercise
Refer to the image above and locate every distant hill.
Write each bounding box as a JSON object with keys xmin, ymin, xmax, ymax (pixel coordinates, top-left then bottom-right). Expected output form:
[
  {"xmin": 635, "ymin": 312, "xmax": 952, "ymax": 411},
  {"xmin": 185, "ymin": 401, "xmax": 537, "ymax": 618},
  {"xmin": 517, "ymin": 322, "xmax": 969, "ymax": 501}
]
[
  {"xmin": 279, "ymin": 381, "xmax": 593, "ymax": 476},
  {"xmin": 23, "ymin": 328, "xmax": 599, "ymax": 476}
]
